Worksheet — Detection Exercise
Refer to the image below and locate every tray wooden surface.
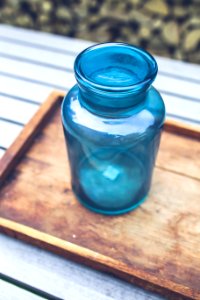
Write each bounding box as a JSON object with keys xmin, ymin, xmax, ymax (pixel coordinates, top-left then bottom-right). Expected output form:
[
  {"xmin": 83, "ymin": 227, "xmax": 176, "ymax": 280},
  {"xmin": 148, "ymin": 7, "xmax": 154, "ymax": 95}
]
[{"xmin": 0, "ymin": 91, "xmax": 200, "ymax": 300}]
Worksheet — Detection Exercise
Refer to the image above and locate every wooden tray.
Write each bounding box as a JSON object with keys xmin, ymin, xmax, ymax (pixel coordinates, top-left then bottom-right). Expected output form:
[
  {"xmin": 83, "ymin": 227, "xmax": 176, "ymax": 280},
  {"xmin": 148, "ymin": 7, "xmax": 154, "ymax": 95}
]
[{"xmin": 0, "ymin": 91, "xmax": 200, "ymax": 300}]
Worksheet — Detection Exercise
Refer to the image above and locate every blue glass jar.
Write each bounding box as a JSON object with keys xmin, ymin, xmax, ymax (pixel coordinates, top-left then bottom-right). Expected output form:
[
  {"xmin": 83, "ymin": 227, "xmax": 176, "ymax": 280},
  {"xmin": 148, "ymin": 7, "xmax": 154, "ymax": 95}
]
[{"xmin": 61, "ymin": 43, "xmax": 165, "ymax": 215}]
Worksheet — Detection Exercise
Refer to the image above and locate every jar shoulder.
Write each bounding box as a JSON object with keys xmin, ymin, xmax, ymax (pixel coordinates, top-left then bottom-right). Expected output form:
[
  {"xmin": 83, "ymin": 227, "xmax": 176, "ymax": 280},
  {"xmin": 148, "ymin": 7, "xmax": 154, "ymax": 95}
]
[{"xmin": 62, "ymin": 85, "xmax": 165, "ymax": 141}]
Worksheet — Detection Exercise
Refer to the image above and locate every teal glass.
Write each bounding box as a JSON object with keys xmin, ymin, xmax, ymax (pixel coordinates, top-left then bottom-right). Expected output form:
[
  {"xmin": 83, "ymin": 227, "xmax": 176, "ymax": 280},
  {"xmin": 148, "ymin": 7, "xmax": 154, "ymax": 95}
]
[{"xmin": 61, "ymin": 43, "xmax": 165, "ymax": 215}]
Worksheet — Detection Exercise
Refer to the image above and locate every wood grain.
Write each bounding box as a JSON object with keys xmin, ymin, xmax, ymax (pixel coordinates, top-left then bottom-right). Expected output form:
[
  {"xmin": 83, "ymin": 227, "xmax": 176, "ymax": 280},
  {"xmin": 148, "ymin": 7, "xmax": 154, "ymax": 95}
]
[
  {"xmin": 0, "ymin": 91, "xmax": 200, "ymax": 299},
  {"xmin": 0, "ymin": 91, "xmax": 64, "ymax": 187}
]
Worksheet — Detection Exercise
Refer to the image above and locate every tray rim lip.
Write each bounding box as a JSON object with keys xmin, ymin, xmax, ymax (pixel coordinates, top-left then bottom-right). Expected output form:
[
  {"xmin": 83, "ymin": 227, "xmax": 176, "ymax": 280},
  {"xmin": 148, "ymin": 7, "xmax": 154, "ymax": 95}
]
[
  {"xmin": 0, "ymin": 90, "xmax": 199, "ymax": 299},
  {"xmin": 0, "ymin": 90, "xmax": 65, "ymax": 186},
  {"xmin": 0, "ymin": 216, "xmax": 195, "ymax": 299}
]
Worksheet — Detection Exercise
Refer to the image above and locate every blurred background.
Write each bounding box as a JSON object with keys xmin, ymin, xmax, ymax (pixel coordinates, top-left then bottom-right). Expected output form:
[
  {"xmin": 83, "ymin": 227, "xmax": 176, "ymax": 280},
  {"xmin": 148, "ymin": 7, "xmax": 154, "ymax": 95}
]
[{"xmin": 0, "ymin": 0, "xmax": 199, "ymax": 64}]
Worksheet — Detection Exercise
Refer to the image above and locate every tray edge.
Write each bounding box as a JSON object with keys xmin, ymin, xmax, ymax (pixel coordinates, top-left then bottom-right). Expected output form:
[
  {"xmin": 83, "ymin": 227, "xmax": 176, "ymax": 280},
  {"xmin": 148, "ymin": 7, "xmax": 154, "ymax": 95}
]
[
  {"xmin": 164, "ymin": 119, "xmax": 200, "ymax": 139},
  {"xmin": 0, "ymin": 91, "xmax": 65, "ymax": 186},
  {"xmin": 0, "ymin": 217, "xmax": 193, "ymax": 300}
]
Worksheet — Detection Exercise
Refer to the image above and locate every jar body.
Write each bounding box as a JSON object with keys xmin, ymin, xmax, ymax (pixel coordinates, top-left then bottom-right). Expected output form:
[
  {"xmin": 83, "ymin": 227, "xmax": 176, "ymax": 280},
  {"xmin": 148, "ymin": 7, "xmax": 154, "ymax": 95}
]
[{"xmin": 62, "ymin": 84, "xmax": 165, "ymax": 215}]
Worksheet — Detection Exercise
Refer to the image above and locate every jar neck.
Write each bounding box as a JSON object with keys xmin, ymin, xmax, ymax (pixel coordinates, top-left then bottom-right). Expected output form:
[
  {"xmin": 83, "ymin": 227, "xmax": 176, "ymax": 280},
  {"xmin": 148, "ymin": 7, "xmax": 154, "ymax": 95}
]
[{"xmin": 78, "ymin": 84, "xmax": 149, "ymax": 117}]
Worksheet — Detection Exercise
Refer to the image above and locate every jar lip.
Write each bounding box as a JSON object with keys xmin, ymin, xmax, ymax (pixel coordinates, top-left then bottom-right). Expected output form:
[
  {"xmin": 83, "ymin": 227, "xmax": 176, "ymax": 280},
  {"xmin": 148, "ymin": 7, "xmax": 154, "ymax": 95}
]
[{"xmin": 74, "ymin": 42, "xmax": 158, "ymax": 93}]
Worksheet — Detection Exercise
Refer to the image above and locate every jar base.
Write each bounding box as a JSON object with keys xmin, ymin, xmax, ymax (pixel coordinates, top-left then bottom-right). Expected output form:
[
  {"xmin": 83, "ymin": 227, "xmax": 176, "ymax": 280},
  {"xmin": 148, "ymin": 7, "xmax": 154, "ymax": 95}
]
[{"xmin": 74, "ymin": 192, "xmax": 148, "ymax": 216}]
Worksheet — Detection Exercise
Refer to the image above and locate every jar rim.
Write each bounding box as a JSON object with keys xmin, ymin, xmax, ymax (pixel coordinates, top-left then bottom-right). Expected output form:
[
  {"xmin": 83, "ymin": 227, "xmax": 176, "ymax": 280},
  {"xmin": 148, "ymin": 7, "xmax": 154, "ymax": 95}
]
[{"xmin": 74, "ymin": 42, "xmax": 158, "ymax": 93}]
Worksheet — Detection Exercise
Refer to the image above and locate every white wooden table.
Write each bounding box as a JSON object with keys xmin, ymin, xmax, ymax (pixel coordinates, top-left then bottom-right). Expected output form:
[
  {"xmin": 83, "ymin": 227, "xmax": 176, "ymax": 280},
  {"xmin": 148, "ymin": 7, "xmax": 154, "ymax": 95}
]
[{"xmin": 0, "ymin": 25, "xmax": 200, "ymax": 300}]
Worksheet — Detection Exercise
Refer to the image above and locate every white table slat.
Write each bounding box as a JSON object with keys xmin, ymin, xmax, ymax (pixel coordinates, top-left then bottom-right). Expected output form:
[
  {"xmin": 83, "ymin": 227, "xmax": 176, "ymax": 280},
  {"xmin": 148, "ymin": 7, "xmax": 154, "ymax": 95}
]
[
  {"xmin": 0, "ymin": 234, "xmax": 162, "ymax": 300},
  {"xmin": 0, "ymin": 40, "xmax": 75, "ymax": 70},
  {"xmin": 156, "ymin": 56, "xmax": 200, "ymax": 81},
  {"xmin": 0, "ymin": 280, "xmax": 43, "ymax": 300},
  {"xmin": 1, "ymin": 25, "xmax": 200, "ymax": 81},
  {"xmin": 0, "ymin": 56, "xmax": 76, "ymax": 90},
  {"xmin": 0, "ymin": 120, "xmax": 22, "ymax": 148},
  {"xmin": 0, "ymin": 24, "xmax": 200, "ymax": 80},
  {"xmin": 164, "ymin": 94, "xmax": 200, "ymax": 123},
  {"xmin": 0, "ymin": 76, "xmax": 54, "ymax": 103},
  {"xmin": 155, "ymin": 74, "xmax": 200, "ymax": 101},
  {"xmin": 0, "ymin": 95, "xmax": 39, "ymax": 124},
  {"xmin": 0, "ymin": 25, "xmax": 92, "ymax": 54}
]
